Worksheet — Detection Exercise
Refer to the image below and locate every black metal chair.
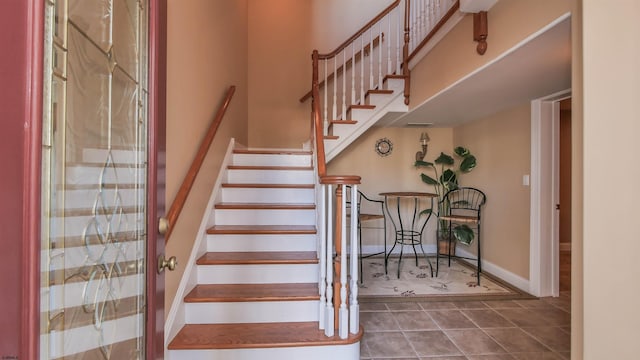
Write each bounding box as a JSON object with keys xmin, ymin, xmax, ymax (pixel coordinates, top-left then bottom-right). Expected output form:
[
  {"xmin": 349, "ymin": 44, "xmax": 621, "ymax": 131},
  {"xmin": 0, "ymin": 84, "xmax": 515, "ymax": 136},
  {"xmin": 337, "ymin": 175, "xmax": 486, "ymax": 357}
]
[
  {"xmin": 345, "ymin": 186, "xmax": 387, "ymax": 283},
  {"xmin": 437, "ymin": 187, "xmax": 486, "ymax": 284}
]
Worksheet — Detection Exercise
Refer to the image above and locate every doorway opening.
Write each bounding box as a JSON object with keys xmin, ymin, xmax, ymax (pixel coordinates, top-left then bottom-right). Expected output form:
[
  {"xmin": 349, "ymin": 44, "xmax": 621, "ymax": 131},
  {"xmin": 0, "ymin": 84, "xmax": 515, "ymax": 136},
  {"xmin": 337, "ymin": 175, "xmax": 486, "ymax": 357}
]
[{"xmin": 530, "ymin": 89, "xmax": 571, "ymax": 297}]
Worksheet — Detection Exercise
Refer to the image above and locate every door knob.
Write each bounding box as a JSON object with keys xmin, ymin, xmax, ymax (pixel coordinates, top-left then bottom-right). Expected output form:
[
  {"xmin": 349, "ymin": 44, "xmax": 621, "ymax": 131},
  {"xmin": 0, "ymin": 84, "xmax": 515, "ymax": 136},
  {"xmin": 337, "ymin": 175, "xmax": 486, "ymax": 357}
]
[
  {"xmin": 157, "ymin": 255, "xmax": 177, "ymax": 273},
  {"xmin": 158, "ymin": 217, "xmax": 170, "ymax": 235}
]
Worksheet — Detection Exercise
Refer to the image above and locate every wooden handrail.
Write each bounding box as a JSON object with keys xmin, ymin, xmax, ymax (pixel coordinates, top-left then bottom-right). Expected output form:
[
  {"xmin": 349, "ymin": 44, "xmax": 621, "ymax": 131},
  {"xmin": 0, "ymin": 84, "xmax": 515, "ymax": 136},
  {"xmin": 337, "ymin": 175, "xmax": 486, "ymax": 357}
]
[
  {"xmin": 299, "ymin": 34, "xmax": 384, "ymax": 103},
  {"xmin": 165, "ymin": 85, "xmax": 236, "ymax": 243},
  {"xmin": 318, "ymin": 0, "xmax": 400, "ymax": 59},
  {"xmin": 406, "ymin": 0, "xmax": 460, "ymax": 64}
]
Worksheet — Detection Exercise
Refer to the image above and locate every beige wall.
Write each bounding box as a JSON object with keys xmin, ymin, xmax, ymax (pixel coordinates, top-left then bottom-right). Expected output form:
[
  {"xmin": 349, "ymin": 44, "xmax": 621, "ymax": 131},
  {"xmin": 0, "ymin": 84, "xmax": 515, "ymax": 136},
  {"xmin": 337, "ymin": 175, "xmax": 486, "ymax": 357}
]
[
  {"xmin": 410, "ymin": 0, "xmax": 572, "ymax": 106},
  {"xmin": 582, "ymin": 0, "xmax": 640, "ymax": 358},
  {"xmin": 247, "ymin": 0, "xmax": 311, "ymax": 148},
  {"xmin": 454, "ymin": 103, "xmax": 532, "ymax": 279},
  {"xmin": 165, "ymin": 0, "xmax": 249, "ymax": 311},
  {"xmin": 310, "ymin": 0, "xmax": 391, "ymax": 51},
  {"xmin": 247, "ymin": 0, "xmax": 394, "ymax": 148}
]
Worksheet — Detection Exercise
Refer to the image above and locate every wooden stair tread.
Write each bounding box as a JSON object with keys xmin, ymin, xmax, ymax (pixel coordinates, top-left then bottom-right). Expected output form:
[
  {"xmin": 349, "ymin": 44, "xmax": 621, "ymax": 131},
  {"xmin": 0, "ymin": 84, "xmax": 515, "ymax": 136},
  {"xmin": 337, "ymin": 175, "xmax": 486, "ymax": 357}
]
[
  {"xmin": 207, "ymin": 225, "xmax": 317, "ymax": 234},
  {"xmin": 324, "ymin": 135, "xmax": 339, "ymax": 140},
  {"xmin": 348, "ymin": 104, "xmax": 376, "ymax": 110},
  {"xmin": 197, "ymin": 251, "xmax": 318, "ymax": 265},
  {"xmin": 228, "ymin": 165, "xmax": 313, "ymax": 171},
  {"xmin": 233, "ymin": 149, "xmax": 312, "ymax": 155},
  {"xmin": 330, "ymin": 120, "xmax": 357, "ymax": 125},
  {"xmin": 221, "ymin": 183, "xmax": 314, "ymax": 189},
  {"xmin": 185, "ymin": 283, "xmax": 319, "ymax": 302},
  {"xmin": 214, "ymin": 202, "xmax": 315, "ymax": 210},
  {"xmin": 366, "ymin": 89, "xmax": 394, "ymax": 96},
  {"xmin": 384, "ymin": 74, "xmax": 406, "ymax": 81},
  {"xmin": 168, "ymin": 322, "xmax": 363, "ymax": 350}
]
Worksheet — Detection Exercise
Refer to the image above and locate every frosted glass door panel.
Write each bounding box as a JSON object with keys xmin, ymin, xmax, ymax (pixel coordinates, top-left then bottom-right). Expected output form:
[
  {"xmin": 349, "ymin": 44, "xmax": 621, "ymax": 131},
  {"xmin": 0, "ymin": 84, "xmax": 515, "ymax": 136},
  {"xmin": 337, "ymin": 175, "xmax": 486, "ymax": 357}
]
[{"xmin": 41, "ymin": 0, "xmax": 149, "ymax": 359}]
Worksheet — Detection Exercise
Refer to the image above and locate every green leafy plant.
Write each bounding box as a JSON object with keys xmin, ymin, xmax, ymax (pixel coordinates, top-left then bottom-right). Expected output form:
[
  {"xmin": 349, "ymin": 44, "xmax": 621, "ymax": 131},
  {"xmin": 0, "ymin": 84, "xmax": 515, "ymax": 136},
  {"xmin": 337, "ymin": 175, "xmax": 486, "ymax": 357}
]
[{"xmin": 414, "ymin": 146, "xmax": 477, "ymax": 245}]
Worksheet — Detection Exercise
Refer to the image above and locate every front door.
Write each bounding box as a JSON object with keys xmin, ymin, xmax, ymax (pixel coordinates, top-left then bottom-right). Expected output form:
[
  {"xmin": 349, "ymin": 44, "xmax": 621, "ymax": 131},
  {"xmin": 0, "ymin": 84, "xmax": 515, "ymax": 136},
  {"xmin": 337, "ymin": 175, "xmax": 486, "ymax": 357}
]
[{"xmin": 39, "ymin": 0, "xmax": 166, "ymax": 358}]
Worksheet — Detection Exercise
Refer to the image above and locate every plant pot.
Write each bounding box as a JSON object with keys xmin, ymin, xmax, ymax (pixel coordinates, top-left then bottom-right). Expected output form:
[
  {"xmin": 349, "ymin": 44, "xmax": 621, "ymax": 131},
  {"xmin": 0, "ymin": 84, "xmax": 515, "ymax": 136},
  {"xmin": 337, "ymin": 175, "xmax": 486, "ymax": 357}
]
[{"xmin": 438, "ymin": 238, "xmax": 456, "ymax": 255}]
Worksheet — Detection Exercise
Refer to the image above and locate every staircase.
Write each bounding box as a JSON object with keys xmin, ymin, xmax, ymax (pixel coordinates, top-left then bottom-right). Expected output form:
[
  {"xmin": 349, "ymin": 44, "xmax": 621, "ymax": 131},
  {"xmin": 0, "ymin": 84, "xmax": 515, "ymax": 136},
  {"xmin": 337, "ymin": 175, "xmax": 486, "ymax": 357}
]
[{"xmin": 166, "ymin": 148, "xmax": 362, "ymax": 360}]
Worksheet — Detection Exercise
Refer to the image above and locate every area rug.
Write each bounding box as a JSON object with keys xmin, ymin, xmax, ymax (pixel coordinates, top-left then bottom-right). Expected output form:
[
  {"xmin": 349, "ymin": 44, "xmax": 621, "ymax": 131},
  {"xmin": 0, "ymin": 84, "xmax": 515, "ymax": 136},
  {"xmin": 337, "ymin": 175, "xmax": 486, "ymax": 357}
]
[{"xmin": 358, "ymin": 256, "xmax": 532, "ymax": 302}]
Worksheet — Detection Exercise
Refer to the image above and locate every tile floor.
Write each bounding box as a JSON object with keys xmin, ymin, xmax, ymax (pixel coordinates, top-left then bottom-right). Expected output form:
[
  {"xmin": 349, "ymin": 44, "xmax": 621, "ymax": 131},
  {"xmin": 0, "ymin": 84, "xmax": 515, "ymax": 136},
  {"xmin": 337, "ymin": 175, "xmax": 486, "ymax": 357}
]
[{"xmin": 359, "ymin": 291, "xmax": 571, "ymax": 359}]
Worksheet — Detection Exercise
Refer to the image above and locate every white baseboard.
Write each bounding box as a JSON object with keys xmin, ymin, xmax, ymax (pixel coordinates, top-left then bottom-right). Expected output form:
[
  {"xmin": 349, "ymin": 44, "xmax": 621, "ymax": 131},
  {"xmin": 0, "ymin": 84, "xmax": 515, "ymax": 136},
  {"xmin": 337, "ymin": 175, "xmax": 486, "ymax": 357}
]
[{"xmin": 456, "ymin": 248, "xmax": 530, "ymax": 293}]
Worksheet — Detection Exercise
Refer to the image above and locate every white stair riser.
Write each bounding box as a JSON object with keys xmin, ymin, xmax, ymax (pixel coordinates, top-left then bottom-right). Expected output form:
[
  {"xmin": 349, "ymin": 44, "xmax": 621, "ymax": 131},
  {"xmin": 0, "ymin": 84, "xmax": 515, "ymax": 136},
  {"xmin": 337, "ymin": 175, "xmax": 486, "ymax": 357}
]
[
  {"xmin": 227, "ymin": 169, "xmax": 314, "ymax": 184},
  {"xmin": 207, "ymin": 234, "xmax": 317, "ymax": 252},
  {"xmin": 232, "ymin": 154, "xmax": 311, "ymax": 167},
  {"xmin": 52, "ymin": 213, "xmax": 143, "ymax": 237},
  {"xmin": 348, "ymin": 108, "xmax": 374, "ymax": 120},
  {"xmin": 66, "ymin": 166, "xmax": 145, "ymax": 185},
  {"xmin": 332, "ymin": 124, "xmax": 358, "ymax": 140},
  {"xmin": 63, "ymin": 188, "xmax": 143, "ymax": 209},
  {"xmin": 213, "ymin": 209, "xmax": 316, "ymax": 226},
  {"xmin": 185, "ymin": 300, "xmax": 319, "ymax": 324},
  {"xmin": 197, "ymin": 264, "xmax": 319, "ymax": 284},
  {"xmin": 384, "ymin": 78, "xmax": 405, "ymax": 91},
  {"xmin": 221, "ymin": 188, "xmax": 314, "ymax": 203},
  {"xmin": 366, "ymin": 92, "xmax": 395, "ymax": 106},
  {"xmin": 82, "ymin": 148, "xmax": 145, "ymax": 165},
  {"xmin": 167, "ymin": 343, "xmax": 359, "ymax": 360}
]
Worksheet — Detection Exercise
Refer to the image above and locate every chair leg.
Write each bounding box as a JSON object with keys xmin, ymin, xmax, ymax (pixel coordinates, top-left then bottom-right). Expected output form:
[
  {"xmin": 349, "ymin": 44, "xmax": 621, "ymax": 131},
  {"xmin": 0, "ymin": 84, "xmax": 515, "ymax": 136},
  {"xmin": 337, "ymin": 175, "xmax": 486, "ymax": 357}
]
[
  {"xmin": 397, "ymin": 243, "xmax": 404, "ymax": 279},
  {"xmin": 476, "ymin": 223, "xmax": 481, "ymax": 285},
  {"xmin": 448, "ymin": 222, "xmax": 453, "ymax": 267},
  {"xmin": 358, "ymin": 222, "xmax": 363, "ymax": 284},
  {"xmin": 419, "ymin": 243, "xmax": 433, "ymax": 277}
]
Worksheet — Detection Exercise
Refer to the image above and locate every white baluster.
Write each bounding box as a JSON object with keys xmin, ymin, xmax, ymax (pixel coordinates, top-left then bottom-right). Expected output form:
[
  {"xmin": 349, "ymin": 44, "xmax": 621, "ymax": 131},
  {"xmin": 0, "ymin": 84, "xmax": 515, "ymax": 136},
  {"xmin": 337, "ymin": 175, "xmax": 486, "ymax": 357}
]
[
  {"xmin": 349, "ymin": 184, "xmax": 360, "ymax": 334},
  {"xmin": 378, "ymin": 23, "xmax": 383, "ymax": 88},
  {"xmin": 324, "ymin": 184, "xmax": 334, "ymax": 337},
  {"xmin": 342, "ymin": 51, "xmax": 347, "ymax": 120},
  {"xmin": 396, "ymin": 4, "xmax": 402, "ymax": 75},
  {"xmin": 360, "ymin": 36, "xmax": 365, "ymax": 104},
  {"xmin": 332, "ymin": 57, "xmax": 337, "ymax": 123},
  {"xmin": 351, "ymin": 43, "xmax": 356, "ymax": 106},
  {"xmin": 416, "ymin": 0, "xmax": 424, "ymax": 47},
  {"xmin": 323, "ymin": 60, "xmax": 328, "ymax": 135},
  {"xmin": 387, "ymin": 14, "xmax": 393, "ymax": 76},
  {"xmin": 339, "ymin": 185, "xmax": 348, "ymax": 339},
  {"xmin": 369, "ymin": 29, "xmax": 374, "ymax": 90},
  {"xmin": 318, "ymin": 184, "xmax": 326, "ymax": 330}
]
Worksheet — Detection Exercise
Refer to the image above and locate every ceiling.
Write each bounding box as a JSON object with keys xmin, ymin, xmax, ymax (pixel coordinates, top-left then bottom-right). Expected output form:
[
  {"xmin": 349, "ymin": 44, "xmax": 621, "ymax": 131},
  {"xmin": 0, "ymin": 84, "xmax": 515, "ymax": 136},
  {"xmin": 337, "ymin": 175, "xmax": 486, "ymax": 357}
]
[{"xmin": 381, "ymin": 15, "xmax": 572, "ymax": 128}]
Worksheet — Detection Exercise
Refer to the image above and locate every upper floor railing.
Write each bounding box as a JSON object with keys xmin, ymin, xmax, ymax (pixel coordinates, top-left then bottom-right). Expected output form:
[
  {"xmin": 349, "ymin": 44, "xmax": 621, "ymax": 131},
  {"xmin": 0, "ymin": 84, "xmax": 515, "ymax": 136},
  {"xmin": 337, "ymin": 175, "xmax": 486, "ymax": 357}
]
[{"xmin": 306, "ymin": 0, "xmax": 458, "ymax": 135}]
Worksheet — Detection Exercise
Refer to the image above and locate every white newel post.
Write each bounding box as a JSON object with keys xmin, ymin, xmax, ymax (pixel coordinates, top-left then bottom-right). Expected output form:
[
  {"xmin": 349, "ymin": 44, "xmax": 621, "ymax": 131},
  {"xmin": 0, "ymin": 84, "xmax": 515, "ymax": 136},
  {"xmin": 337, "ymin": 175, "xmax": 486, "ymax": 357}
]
[
  {"xmin": 324, "ymin": 184, "xmax": 335, "ymax": 337},
  {"xmin": 339, "ymin": 185, "xmax": 349, "ymax": 339},
  {"xmin": 349, "ymin": 184, "xmax": 360, "ymax": 334},
  {"xmin": 318, "ymin": 183, "xmax": 326, "ymax": 330}
]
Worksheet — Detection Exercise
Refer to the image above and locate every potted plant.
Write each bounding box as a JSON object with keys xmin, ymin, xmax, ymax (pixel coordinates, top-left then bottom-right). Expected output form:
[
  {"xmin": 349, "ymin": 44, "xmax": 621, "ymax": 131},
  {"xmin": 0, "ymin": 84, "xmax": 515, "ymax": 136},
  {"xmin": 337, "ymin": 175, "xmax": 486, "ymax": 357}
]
[{"xmin": 414, "ymin": 146, "xmax": 477, "ymax": 251}]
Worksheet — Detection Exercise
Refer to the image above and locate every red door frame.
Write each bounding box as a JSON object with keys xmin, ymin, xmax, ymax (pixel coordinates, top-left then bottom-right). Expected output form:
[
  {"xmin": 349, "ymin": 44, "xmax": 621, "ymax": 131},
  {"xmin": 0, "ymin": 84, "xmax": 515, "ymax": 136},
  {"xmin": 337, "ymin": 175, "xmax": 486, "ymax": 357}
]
[
  {"xmin": 148, "ymin": 0, "xmax": 168, "ymax": 357},
  {"xmin": 0, "ymin": 0, "xmax": 43, "ymax": 358},
  {"xmin": 0, "ymin": 0, "xmax": 167, "ymax": 357}
]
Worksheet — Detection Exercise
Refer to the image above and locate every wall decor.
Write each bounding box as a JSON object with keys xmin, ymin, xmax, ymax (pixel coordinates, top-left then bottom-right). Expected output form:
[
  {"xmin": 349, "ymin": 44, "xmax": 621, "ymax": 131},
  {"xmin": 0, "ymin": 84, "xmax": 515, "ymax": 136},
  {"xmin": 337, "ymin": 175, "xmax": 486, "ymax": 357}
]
[{"xmin": 375, "ymin": 137, "xmax": 393, "ymax": 157}]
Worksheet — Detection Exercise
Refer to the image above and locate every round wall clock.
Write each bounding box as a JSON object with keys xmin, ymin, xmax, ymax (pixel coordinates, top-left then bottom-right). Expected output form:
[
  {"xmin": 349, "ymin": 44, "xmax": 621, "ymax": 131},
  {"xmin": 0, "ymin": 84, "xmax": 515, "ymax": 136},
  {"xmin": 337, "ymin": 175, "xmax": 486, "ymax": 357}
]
[{"xmin": 375, "ymin": 137, "xmax": 393, "ymax": 157}]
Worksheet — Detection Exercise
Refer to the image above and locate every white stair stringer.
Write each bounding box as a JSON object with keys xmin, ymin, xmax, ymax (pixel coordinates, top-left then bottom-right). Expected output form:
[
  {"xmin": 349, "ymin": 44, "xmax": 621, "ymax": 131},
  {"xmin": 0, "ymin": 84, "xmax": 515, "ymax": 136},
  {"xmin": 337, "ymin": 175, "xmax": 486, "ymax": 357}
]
[
  {"xmin": 165, "ymin": 144, "xmax": 361, "ymax": 359},
  {"xmin": 325, "ymin": 77, "xmax": 409, "ymax": 162}
]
